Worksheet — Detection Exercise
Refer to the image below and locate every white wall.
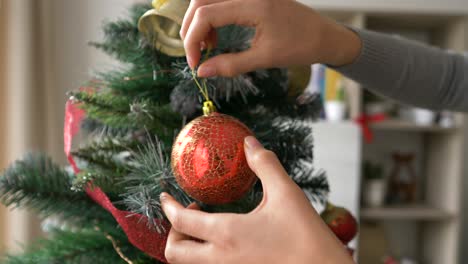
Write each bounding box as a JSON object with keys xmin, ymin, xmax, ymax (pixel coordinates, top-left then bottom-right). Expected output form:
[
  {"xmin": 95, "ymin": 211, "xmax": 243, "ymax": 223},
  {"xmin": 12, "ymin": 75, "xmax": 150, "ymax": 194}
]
[
  {"xmin": 2, "ymin": 0, "xmax": 141, "ymax": 253},
  {"xmin": 45, "ymin": 0, "xmax": 141, "ymax": 162},
  {"xmin": 311, "ymin": 122, "xmax": 362, "ymax": 249}
]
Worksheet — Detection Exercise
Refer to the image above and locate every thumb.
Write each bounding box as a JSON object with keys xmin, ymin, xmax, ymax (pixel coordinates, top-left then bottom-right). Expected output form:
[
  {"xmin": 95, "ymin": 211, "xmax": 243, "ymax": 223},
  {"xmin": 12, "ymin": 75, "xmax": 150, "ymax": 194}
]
[
  {"xmin": 197, "ymin": 49, "xmax": 263, "ymax": 78},
  {"xmin": 244, "ymin": 136, "xmax": 294, "ymax": 194}
]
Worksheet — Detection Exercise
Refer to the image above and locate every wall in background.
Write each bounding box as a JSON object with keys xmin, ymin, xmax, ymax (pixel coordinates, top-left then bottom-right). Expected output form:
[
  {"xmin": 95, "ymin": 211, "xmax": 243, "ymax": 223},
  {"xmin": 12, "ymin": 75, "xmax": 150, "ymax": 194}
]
[
  {"xmin": 311, "ymin": 122, "xmax": 362, "ymax": 250},
  {"xmin": 44, "ymin": 0, "xmax": 140, "ymax": 163},
  {"xmin": 0, "ymin": 0, "xmax": 8, "ymax": 255},
  {"xmin": 0, "ymin": 0, "xmax": 140, "ymax": 254}
]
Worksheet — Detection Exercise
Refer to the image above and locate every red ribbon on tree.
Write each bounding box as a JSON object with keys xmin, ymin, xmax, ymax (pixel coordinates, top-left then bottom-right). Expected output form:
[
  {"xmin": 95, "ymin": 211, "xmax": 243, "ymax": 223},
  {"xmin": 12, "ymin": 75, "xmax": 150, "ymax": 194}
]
[
  {"xmin": 64, "ymin": 98, "xmax": 169, "ymax": 263},
  {"xmin": 354, "ymin": 113, "xmax": 387, "ymax": 143}
]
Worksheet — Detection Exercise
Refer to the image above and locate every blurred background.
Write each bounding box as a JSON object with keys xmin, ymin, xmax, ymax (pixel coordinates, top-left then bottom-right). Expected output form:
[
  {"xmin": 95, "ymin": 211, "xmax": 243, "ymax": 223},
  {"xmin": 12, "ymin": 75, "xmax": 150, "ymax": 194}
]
[{"xmin": 1, "ymin": 0, "xmax": 468, "ymax": 263}]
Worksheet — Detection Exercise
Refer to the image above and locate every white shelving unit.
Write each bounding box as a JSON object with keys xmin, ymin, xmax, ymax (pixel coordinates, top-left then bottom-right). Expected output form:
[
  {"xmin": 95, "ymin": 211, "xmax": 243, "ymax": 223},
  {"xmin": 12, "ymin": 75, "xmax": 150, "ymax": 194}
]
[
  {"xmin": 304, "ymin": 0, "xmax": 468, "ymax": 14},
  {"xmin": 360, "ymin": 205, "xmax": 455, "ymax": 221},
  {"xmin": 298, "ymin": 1, "xmax": 467, "ymax": 263},
  {"xmin": 370, "ymin": 119, "xmax": 462, "ymax": 133}
]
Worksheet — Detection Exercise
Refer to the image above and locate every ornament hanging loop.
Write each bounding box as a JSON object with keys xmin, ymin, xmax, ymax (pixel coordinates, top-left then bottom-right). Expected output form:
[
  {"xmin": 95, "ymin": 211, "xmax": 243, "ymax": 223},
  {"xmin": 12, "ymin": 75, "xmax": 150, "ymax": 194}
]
[
  {"xmin": 191, "ymin": 56, "xmax": 217, "ymax": 116},
  {"xmin": 203, "ymin": 101, "xmax": 216, "ymax": 116}
]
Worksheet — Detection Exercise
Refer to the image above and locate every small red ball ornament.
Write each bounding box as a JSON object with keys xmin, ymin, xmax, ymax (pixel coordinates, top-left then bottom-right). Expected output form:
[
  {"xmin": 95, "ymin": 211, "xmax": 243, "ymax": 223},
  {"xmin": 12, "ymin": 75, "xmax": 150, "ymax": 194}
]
[
  {"xmin": 320, "ymin": 203, "xmax": 358, "ymax": 244},
  {"xmin": 171, "ymin": 112, "xmax": 257, "ymax": 204}
]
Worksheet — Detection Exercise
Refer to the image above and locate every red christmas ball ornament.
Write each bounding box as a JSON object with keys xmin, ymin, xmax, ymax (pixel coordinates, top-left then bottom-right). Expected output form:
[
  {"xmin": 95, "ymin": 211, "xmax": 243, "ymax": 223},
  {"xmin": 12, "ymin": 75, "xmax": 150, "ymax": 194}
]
[
  {"xmin": 320, "ymin": 202, "xmax": 358, "ymax": 244},
  {"xmin": 171, "ymin": 112, "xmax": 257, "ymax": 204}
]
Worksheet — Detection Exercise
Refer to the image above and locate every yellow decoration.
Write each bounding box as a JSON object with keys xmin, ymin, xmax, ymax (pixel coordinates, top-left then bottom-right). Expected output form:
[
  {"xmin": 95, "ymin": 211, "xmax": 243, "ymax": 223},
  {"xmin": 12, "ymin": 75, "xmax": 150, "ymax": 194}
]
[
  {"xmin": 138, "ymin": 0, "xmax": 189, "ymax": 57},
  {"xmin": 203, "ymin": 101, "xmax": 217, "ymax": 116},
  {"xmin": 287, "ymin": 66, "xmax": 312, "ymax": 97},
  {"xmin": 325, "ymin": 68, "xmax": 342, "ymax": 101},
  {"xmin": 152, "ymin": 0, "xmax": 168, "ymax": 10}
]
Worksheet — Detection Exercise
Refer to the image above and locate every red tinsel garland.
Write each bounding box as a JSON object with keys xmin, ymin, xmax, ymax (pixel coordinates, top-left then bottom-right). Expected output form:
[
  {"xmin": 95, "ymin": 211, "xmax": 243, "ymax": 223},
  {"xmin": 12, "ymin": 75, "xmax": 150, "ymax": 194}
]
[{"xmin": 64, "ymin": 99, "xmax": 169, "ymax": 263}]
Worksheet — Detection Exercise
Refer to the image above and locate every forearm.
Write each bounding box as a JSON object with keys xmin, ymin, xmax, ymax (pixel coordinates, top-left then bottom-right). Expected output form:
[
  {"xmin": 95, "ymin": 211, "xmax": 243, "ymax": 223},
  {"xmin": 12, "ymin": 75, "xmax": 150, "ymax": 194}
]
[{"xmin": 333, "ymin": 28, "xmax": 468, "ymax": 112}]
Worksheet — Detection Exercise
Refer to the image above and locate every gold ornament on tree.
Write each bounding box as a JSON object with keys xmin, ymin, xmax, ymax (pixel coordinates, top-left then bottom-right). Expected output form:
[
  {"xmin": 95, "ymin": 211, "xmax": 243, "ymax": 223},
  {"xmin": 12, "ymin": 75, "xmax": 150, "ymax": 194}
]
[
  {"xmin": 287, "ymin": 66, "xmax": 312, "ymax": 97},
  {"xmin": 138, "ymin": 0, "xmax": 189, "ymax": 57}
]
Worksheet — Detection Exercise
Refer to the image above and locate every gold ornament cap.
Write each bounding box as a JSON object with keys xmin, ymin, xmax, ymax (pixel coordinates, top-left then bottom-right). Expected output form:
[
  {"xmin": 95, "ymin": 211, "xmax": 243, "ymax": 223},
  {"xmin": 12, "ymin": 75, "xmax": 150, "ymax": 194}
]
[
  {"xmin": 138, "ymin": 0, "xmax": 189, "ymax": 57},
  {"xmin": 203, "ymin": 101, "xmax": 216, "ymax": 116}
]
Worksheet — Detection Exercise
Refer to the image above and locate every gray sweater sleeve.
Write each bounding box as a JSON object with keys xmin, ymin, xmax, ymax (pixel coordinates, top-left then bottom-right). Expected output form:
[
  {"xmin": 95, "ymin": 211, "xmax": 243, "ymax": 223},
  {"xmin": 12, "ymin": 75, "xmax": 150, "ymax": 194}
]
[{"xmin": 335, "ymin": 29, "xmax": 468, "ymax": 112}]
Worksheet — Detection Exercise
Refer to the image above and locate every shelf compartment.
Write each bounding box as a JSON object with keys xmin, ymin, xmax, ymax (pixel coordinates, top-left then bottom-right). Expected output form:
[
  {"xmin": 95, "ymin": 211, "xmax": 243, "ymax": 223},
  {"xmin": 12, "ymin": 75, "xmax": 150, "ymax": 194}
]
[
  {"xmin": 360, "ymin": 205, "xmax": 454, "ymax": 221},
  {"xmin": 369, "ymin": 119, "xmax": 459, "ymax": 132}
]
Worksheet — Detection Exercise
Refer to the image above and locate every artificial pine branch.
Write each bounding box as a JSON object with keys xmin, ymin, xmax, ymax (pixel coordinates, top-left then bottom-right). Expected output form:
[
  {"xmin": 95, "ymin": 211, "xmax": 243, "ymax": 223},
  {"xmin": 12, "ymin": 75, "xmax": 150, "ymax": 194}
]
[
  {"xmin": 121, "ymin": 138, "xmax": 192, "ymax": 231},
  {"xmin": 89, "ymin": 4, "xmax": 154, "ymax": 66},
  {"xmin": 253, "ymin": 118, "xmax": 329, "ymax": 202},
  {"xmin": 172, "ymin": 60, "xmax": 261, "ymax": 106},
  {"xmin": 80, "ymin": 118, "xmax": 134, "ymax": 139},
  {"xmin": 292, "ymin": 163, "xmax": 329, "ymax": 203},
  {"xmin": 0, "ymin": 153, "xmax": 112, "ymax": 225},
  {"xmin": 255, "ymin": 118, "xmax": 315, "ymax": 165},
  {"xmin": 71, "ymin": 136, "xmax": 139, "ymax": 171},
  {"xmin": 71, "ymin": 169, "xmax": 126, "ymax": 194},
  {"xmin": 96, "ymin": 66, "xmax": 175, "ymax": 99},
  {"xmin": 72, "ymin": 91, "xmax": 182, "ymax": 135},
  {"xmin": 2, "ymin": 228, "xmax": 156, "ymax": 264}
]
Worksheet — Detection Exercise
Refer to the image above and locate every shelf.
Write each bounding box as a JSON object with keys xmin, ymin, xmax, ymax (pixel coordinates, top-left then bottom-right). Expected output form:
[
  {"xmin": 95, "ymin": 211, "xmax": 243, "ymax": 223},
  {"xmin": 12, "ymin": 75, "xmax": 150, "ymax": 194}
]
[
  {"xmin": 370, "ymin": 119, "xmax": 459, "ymax": 132},
  {"xmin": 360, "ymin": 205, "xmax": 454, "ymax": 221},
  {"xmin": 302, "ymin": 0, "xmax": 468, "ymax": 14}
]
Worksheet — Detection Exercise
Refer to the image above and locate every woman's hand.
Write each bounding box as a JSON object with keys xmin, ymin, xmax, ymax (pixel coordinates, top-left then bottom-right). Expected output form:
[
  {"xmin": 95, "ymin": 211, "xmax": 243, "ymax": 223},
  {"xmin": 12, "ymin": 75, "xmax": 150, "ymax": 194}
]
[
  {"xmin": 181, "ymin": 0, "xmax": 362, "ymax": 77},
  {"xmin": 160, "ymin": 136, "xmax": 354, "ymax": 264}
]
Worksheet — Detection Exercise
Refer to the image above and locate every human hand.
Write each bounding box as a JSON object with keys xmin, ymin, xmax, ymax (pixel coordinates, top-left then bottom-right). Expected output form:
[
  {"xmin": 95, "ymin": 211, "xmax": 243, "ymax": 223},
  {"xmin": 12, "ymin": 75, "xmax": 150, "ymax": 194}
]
[
  {"xmin": 180, "ymin": 0, "xmax": 362, "ymax": 77},
  {"xmin": 160, "ymin": 136, "xmax": 354, "ymax": 264}
]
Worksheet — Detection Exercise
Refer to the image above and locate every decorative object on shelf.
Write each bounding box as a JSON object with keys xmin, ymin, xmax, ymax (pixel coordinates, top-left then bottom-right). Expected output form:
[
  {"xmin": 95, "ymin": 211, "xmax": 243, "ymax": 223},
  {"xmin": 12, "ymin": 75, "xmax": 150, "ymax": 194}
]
[
  {"xmin": 387, "ymin": 152, "xmax": 417, "ymax": 204},
  {"xmin": 138, "ymin": 0, "xmax": 189, "ymax": 57},
  {"xmin": 438, "ymin": 111, "xmax": 455, "ymax": 128},
  {"xmin": 362, "ymin": 161, "xmax": 386, "ymax": 207},
  {"xmin": 325, "ymin": 100, "xmax": 346, "ymax": 122},
  {"xmin": 308, "ymin": 64, "xmax": 351, "ymax": 121},
  {"xmin": 354, "ymin": 113, "xmax": 387, "ymax": 143},
  {"xmin": 399, "ymin": 107, "xmax": 436, "ymax": 125},
  {"xmin": 383, "ymin": 256, "xmax": 400, "ymax": 264},
  {"xmin": 324, "ymin": 70, "xmax": 347, "ymax": 122}
]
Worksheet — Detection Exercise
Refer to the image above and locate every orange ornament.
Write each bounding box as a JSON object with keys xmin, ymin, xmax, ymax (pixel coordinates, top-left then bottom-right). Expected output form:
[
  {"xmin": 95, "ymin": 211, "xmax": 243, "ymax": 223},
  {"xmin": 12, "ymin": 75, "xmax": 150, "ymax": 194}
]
[{"xmin": 171, "ymin": 113, "xmax": 257, "ymax": 204}]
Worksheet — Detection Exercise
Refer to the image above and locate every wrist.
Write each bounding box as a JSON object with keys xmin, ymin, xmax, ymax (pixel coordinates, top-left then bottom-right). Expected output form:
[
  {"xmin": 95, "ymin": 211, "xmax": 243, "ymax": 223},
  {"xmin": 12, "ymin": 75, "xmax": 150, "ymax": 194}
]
[{"xmin": 319, "ymin": 19, "xmax": 362, "ymax": 67}]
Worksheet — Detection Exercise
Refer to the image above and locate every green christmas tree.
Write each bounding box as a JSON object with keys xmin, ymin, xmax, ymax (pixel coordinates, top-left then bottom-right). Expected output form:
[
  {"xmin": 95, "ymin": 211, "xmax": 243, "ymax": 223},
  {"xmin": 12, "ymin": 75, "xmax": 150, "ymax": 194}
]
[{"xmin": 0, "ymin": 3, "xmax": 329, "ymax": 263}]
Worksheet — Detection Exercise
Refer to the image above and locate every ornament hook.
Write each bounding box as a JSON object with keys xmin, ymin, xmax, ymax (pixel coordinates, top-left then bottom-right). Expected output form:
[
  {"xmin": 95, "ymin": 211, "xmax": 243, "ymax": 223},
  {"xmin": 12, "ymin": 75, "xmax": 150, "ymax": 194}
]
[{"xmin": 203, "ymin": 101, "xmax": 216, "ymax": 116}]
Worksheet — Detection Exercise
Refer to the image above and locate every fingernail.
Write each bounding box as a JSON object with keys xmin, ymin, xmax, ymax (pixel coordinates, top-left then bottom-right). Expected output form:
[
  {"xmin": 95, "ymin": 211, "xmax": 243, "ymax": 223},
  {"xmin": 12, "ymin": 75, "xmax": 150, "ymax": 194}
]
[
  {"xmin": 245, "ymin": 136, "xmax": 263, "ymax": 150},
  {"xmin": 187, "ymin": 57, "xmax": 195, "ymax": 69},
  {"xmin": 160, "ymin": 192, "xmax": 169, "ymax": 202},
  {"xmin": 187, "ymin": 202, "xmax": 200, "ymax": 210},
  {"xmin": 198, "ymin": 65, "xmax": 216, "ymax": 77}
]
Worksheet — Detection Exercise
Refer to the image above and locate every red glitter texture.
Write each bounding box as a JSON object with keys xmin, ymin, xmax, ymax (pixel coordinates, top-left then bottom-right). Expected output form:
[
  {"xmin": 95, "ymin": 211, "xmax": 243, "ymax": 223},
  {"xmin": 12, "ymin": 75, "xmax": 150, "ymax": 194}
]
[
  {"xmin": 171, "ymin": 113, "xmax": 257, "ymax": 204},
  {"xmin": 320, "ymin": 204, "xmax": 358, "ymax": 244}
]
